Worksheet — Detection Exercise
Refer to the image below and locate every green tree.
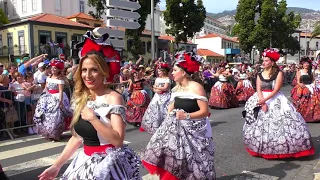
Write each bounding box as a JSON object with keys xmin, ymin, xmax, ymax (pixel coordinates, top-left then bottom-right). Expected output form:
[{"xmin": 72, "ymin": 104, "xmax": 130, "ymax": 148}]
[
  {"xmin": 233, "ymin": 0, "xmax": 301, "ymax": 54},
  {"xmin": 87, "ymin": 0, "xmax": 160, "ymax": 59},
  {"xmin": 311, "ymin": 22, "xmax": 320, "ymax": 40},
  {"xmin": 163, "ymin": 0, "xmax": 206, "ymax": 43},
  {"xmin": 0, "ymin": 8, "xmax": 9, "ymax": 25}
]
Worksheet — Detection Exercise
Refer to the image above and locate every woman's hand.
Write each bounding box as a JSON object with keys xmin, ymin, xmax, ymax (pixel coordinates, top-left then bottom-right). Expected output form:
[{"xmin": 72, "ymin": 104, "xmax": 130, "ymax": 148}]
[
  {"xmin": 6, "ymin": 99, "xmax": 13, "ymax": 105},
  {"xmin": 81, "ymin": 107, "xmax": 97, "ymax": 122},
  {"xmin": 262, "ymin": 104, "xmax": 268, "ymax": 112},
  {"xmin": 38, "ymin": 165, "xmax": 60, "ymax": 180},
  {"xmin": 257, "ymin": 98, "xmax": 266, "ymax": 106},
  {"xmin": 176, "ymin": 110, "xmax": 187, "ymax": 120},
  {"xmin": 59, "ymin": 101, "xmax": 64, "ymax": 109}
]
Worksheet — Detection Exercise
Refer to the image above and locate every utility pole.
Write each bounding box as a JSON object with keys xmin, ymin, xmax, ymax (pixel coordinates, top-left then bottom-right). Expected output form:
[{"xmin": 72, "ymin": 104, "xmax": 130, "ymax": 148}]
[{"xmin": 151, "ymin": 0, "xmax": 155, "ymax": 60}]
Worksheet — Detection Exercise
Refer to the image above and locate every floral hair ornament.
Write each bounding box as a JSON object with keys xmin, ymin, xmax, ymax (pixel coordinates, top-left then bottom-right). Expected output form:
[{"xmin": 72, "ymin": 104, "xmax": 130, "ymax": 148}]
[
  {"xmin": 174, "ymin": 50, "xmax": 202, "ymax": 75},
  {"xmin": 157, "ymin": 62, "xmax": 170, "ymax": 72},
  {"xmin": 77, "ymin": 27, "xmax": 121, "ymax": 82},
  {"xmin": 262, "ymin": 48, "xmax": 280, "ymax": 61},
  {"xmin": 50, "ymin": 59, "xmax": 64, "ymax": 69},
  {"xmin": 300, "ymin": 56, "xmax": 312, "ymax": 64}
]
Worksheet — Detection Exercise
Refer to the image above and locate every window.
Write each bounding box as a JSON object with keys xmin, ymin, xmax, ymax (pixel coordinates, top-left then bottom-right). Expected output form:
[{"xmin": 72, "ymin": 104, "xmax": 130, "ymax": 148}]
[
  {"xmin": 22, "ymin": 0, "xmax": 27, "ymax": 13},
  {"xmin": 79, "ymin": 0, "xmax": 85, "ymax": 13},
  {"xmin": 307, "ymin": 41, "xmax": 310, "ymax": 50},
  {"xmin": 32, "ymin": 0, "xmax": 37, "ymax": 11},
  {"xmin": 4, "ymin": 2, "xmax": 8, "ymax": 16},
  {"xmin": 18, "ymin": 31, "xmax": 25, "ymax": 54},
  {"xmin": 7, "ymin": 33, "xmax": 13, "ymax": 54},
  {"xmin": 12, "ymin": 0, "xmax": 17, "ymax": 15},
  {"xmin": 0, "ymin": 34, "xmax": 2, "ymax": 48},
  {"xmin": 55, "ymin": 0, "xmax": 61, "ymax": 11}
]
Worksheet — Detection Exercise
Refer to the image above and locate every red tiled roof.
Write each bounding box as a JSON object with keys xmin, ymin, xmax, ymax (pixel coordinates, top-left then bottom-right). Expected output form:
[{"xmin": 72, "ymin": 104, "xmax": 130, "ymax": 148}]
[
  {"xmin": 197, "ymin": 33, "xmax": 239, "ymax": 43},
  {"xmin": 66, "ymin": 12, "xmax": 103, "ymax": 22},
  {"xmin": 159, "ymin": 35, "xmax": 196, "ymax": 44},
  {"xmin": 29, "ymin": 13, "xmax": 93, "ymax": 28},
  {"xmin": 197, "ymin": 49, "xmax": 224, "ymax": 57}
]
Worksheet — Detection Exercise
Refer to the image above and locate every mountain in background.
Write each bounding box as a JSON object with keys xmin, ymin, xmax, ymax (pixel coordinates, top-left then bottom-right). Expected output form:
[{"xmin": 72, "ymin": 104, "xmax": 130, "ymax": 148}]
[{"xmin": 208, "ymin": 7, "xmax": 320, "ymax": 31}]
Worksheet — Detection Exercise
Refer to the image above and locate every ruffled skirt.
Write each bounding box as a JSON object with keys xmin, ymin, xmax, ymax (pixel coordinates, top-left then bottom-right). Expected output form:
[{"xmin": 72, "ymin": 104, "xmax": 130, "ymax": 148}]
[
  {"xmin": 140, "ymin": 92, "xmax": 171, "ymax": 134},
  {"xmin": 235, "ymin": 80, "xmax": 255, "ymax": 102},
  {"xmin": 142, "ymin": 110, "xmax": 215, "ymax": 180},
  {"xmin": 291, "ymin": 85, "xmax": 320, "ymax": 122},
  {"xmin": 243, "ymin": 92, "xmax": 314, "ymax": 159},
  {"xmin": 33, "ymin": 92, "xmax": 72, "ymax": 140},
  {"xmin": 126, "ymin": 90, "xmax": 150, "ymax": 124},
  {"xmin": 61, "ymin": 145, "xmax": 141, "ymax": 180},
  {"xmin": 209, "ymin": 82, "xmax": 239, "ymax": 109}
]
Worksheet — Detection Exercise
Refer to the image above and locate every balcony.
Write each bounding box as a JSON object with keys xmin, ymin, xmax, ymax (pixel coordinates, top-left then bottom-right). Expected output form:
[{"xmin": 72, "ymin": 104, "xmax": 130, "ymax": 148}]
[
  {"xmin": 0, "ymin": 45, "xmax": 28, "ymax": 56},
  {"xmin": 34, "ymin": 45, "xmax": 70, "ymax": 58}
]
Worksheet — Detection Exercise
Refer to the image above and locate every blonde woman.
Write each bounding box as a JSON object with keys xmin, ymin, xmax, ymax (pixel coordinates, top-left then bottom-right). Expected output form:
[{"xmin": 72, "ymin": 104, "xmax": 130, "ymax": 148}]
[{"xmin": 38, "ymin": 29, "xmax": 140, "ymax": 180}]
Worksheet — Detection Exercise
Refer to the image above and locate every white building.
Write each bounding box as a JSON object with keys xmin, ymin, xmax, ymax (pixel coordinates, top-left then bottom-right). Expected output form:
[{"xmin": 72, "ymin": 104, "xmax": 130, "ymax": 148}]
[
  {"xmin": 196, "ymin": 16, "xmax": 226, "ymax": 37},
  {"xmin": 195, "ymin": 33, "xmax": 240, "ymax": 62},
  {"xmin": 0, "ymin": 0, "xmax": 160, "ymax": 35},
  {"xmin": 286, "ymin": 31, "xmax": 320, "ymax": 64}
]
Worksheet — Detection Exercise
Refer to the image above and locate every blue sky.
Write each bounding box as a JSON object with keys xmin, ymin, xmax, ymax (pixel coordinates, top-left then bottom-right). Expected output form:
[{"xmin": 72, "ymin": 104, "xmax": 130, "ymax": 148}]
[{"xmin": 159, "ymin": 0, "xmax": 320, "ymax": 13}]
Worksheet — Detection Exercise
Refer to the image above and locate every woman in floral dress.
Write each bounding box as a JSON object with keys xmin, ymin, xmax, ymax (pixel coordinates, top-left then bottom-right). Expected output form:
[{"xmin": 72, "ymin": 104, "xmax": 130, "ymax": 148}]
[
  {"xmin": 209, "ymin": 74, "xmax": 239, "ymax": 109},
  {"xmin": 242, "ymin": 49, "xmax": 314, "ymax": 159},
  {"xmin": 34, "ymin": 59, "xmax": 72, "ymax": 141},
  {"xmin": 235, "ymin": 73, "xmax": 255, "ymax": 103},
  {"xmin": 140, "ymin": 62, "xmax": 171, "ymax": 134},
  {"xmin": 142, "ymin": 51, "xmax": 215, "ymax": 180},
  {"xmin": 291, "ymin": 57, "xmax": 320, "ymax": 122},
  {"xmin": 125, "ymin": 68, "xmax": 151, "ymax": 127}
]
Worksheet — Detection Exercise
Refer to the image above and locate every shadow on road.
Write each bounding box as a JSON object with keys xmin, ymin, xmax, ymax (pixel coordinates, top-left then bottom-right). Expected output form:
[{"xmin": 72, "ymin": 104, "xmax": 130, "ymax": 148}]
[
  {"xmin": 210, "ymin": 121, "xmax": 227, "ymax": 127},
  {"xmin": 218, "ymin": 162, "xmax": 301, "ymax": 180}
]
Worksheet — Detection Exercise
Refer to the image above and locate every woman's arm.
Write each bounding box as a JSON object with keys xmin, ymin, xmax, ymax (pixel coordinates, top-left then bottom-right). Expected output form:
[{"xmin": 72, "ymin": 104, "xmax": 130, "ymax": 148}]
[
  {"xmin": 58, "ymin": 83, "xmax": 64, "ymax": 103},
  {"xmin": 296, "ymin": 70, "xmax": 303, "ymax": 86},
  {"xmin": 262, "ymin": 71, "xmax": 283, "ymax": 102},
  {"xmin": 167, "ymin": 102, "xmax": 174, "ymax": 113},
  {"xmin": 256, "ymin": 75, "xmax": 264, "ymax": 101},
  {"xmin": 87, "ymin": 93, "xmax": 126, "ymax": 147},
  {"xmin": 52, "ymin": 136, "xmax": 82, "ymax": 168}
]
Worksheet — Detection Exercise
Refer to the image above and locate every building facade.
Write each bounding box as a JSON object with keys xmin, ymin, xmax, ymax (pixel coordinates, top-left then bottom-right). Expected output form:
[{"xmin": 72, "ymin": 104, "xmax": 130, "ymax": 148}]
[
  {"xmin": 195, "ymin": 33, "xmax": 240, "ymax": 62},
  {"xmin": 196, "ymin": 16, "xmax": 226, "ymax": 37}
]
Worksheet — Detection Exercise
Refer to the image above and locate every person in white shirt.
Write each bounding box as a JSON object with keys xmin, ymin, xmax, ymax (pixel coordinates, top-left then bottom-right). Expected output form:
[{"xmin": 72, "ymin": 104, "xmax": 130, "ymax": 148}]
[{"xmin": 33, "ymin": 62, "xmax": 47, "ymax": 89}]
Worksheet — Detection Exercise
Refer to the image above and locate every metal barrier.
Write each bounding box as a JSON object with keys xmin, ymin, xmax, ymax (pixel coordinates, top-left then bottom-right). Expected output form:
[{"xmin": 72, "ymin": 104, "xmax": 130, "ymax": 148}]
[{"xmin": 0, "ymin": 86, "xmax": 74, "ymax": 140}]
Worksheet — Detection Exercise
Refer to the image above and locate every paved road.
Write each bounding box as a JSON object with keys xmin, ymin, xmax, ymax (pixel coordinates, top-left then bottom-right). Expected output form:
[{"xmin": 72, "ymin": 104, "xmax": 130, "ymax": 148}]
[{"xmin": 1, "ymin": 85, "xmax": 320, "ymax": 180}]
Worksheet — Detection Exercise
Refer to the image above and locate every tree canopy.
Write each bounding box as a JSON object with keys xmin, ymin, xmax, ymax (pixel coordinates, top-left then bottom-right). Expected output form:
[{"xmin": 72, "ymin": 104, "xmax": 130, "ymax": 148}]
[
  {"xmin": 233, "ymin": 0, "xmax": 301, "ymax": 54},
  {"xmin": 163, "ymin": 0, "xmax": 206, "ymax": 43},
  {"xmin": 87, "ymin": 0, "xmax": 160, "ymax": 59},
  {"xmin": 0, "ymin": 8, "xmax": 9, "ymax": 25}
]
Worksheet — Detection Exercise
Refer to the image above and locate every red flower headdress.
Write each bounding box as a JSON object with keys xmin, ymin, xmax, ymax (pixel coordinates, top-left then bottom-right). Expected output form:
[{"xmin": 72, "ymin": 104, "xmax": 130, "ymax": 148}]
[
  {"xmin": 300, "ymin": 56, "xmax": 312, "ymax": 64},
  {"xmin": 157, "ymin": 62, "xmax": 170, "ymax": 72},
  {"xmin": 262, "ymin": 48, "xmax": 280, "ymax": 61},
  {"xmin": 77, "ymin": 28, "xmax": 121, "ymax": 82},
  {"xmin": 174, "ymin": 50, "xmax": 202, "ymax": 75},
  {"xmin": 50, "ymin": 59, "xmax": 64, "ymax": 69}
]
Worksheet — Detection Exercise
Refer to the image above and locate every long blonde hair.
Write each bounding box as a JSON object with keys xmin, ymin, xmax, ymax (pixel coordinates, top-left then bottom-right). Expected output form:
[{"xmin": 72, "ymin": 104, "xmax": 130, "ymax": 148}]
[{"xmin": 70, "ymin": 53, "xmax": 110, "ymax": 130}]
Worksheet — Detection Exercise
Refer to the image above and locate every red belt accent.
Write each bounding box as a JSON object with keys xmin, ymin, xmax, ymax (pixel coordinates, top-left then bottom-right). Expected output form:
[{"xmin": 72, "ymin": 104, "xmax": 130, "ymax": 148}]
[
  {"xmin": 262, "ymin": 90, "xmax": 273, "ymax": 92},
  {"xmin": 83, "ymin": 144, "xmax": 115, "ymax": 156},
  {"xmin": 48, "ymin": 90, "xmax": 59, "ymax": 94}
]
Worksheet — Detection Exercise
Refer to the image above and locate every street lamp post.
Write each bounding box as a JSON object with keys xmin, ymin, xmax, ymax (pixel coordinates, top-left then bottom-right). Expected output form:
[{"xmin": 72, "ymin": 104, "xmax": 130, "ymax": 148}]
[{"xmin": 151, "ymin": 0, "xmax": 155, "ymax": 60}]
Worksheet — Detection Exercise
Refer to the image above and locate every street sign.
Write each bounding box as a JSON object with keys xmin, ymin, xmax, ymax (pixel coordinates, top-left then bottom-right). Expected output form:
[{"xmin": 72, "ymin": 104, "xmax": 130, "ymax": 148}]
[
  {"xmin": 105, "ymin": 0, "xmax": 141, "ymax": 30},
  {"xmin": 107, "ymin": 19, "xmax": 140, "ymax": 29},
  {"xmin": 106, "ymin": 0, "xmax": 141, "ymax": 10},
  {"xmin": 106, "ymin": 9, "xmax": 140, "ymax": 19},
  {"xmin": 95, "ymin": 28, "xmax": 125, "ymax": 38}
]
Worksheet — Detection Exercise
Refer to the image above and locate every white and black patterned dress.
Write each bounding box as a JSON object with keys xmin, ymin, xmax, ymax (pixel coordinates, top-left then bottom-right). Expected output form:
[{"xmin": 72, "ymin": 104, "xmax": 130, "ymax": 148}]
[
  {"xmin": 141, "ymin": 77, "xmax": 171, "ymax": 134},
  {"xmin": 242, "ymin": 71, "xmax": 314, "ymax": 159},
  {"xmin": 142, "ymin": 92, "xmax": 215, "ymax": 180},
  {"xmin": 61, "ymin": 97, "xmax": 141, "ymax": 180},
  {"xmin": 33, "ymin": 78, "xmax": 71, "ymax": 140}
]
